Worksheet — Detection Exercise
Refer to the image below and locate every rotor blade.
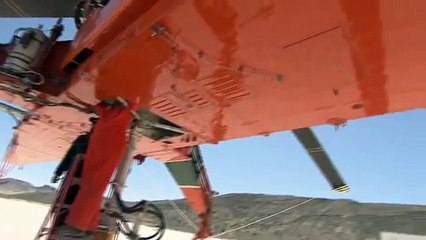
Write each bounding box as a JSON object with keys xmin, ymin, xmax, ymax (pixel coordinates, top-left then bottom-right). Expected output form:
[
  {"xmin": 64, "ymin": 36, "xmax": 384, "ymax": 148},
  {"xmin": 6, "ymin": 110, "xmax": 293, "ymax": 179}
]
[
  {"xmin": 0, "ymin": 0, "xmax": 80, "ymax": 18},
  {"xmin": 292, "ymin": 127, "xmax": 350, "ymax": 193}
]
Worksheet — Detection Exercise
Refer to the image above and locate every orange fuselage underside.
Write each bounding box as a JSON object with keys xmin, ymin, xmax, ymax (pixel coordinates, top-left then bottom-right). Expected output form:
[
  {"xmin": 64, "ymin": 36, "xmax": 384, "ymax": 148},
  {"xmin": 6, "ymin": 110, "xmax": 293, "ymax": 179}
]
[{"xmin": 2, "ymin": 0, "xmax": 426, "ymax": 164}]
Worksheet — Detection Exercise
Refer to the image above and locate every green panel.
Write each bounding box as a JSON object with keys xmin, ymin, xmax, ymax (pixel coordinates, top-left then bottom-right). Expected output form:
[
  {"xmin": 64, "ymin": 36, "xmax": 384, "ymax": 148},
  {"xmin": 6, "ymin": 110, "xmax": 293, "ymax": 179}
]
[
  {"xmin": 0, "ymin": 101, "xmax": 27, "ymax": 120},
  {"xmin": 166, "ymin": 161, "xmax": 199, "ymax": 186},
  {"xmin": 0, "ymin": 0, "xmax": 81, "ymax": 17}
]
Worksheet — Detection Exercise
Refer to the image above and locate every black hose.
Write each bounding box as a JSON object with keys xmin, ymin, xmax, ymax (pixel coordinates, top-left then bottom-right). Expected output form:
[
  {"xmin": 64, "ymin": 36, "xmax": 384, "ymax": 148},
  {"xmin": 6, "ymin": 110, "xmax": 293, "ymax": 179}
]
[
  {"xmin": 113, "ymin": 191, "xmax": 148, "ymax": 214},
  {"xmin": 111, "ymin": 190, "xmax": 166, "ymax": 240}
]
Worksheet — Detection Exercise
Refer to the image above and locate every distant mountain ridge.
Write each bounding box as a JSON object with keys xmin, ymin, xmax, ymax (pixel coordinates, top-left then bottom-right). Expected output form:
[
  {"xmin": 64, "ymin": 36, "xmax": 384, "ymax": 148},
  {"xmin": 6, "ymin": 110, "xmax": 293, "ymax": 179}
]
[
  {"xmin": 0, "ymin": 178, "xmax": 425, "ymax": 240},
  {"xmin": 0, "ymin": 178, "xmax": 55, "ymax": 195}
]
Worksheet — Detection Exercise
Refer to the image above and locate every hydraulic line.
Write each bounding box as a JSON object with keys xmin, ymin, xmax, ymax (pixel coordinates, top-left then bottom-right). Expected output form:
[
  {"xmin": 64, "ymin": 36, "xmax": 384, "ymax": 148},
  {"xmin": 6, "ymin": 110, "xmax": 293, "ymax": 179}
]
[{"xmin": 104, "ymin": 188, "xmax": 166, "ymax": 240}]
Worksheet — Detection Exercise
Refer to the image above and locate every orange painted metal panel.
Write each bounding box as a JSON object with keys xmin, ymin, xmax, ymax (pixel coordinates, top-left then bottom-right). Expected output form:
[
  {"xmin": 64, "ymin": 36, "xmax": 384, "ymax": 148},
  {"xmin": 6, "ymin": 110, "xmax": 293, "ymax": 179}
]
[
  {"xmin": 181, "ymin": 186, "xmax": 207, "ymax": 214},
  {"xmin": 2, "ymin": 0, "xmax": 426, "ymax": 164}
]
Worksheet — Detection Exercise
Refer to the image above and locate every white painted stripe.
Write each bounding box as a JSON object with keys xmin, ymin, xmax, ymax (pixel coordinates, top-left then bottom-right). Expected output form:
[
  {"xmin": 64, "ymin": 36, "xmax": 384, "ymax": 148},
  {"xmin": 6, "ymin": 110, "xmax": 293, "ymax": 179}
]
[
  {"xmin": 179, "ymin": 185, "xmax": 201, "ymax": 189},
  {"xmin": 166, "ymin": 158, "xmax": 192, "ymax": 163}
]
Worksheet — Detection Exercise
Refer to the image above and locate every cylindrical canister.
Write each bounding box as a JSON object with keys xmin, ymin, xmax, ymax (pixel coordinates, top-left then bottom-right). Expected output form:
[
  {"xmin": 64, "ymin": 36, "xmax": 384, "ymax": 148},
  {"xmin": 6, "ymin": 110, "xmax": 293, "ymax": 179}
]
[{"xmin": 2, "ymin": 27, "xmax": 48, "ymax": 72}]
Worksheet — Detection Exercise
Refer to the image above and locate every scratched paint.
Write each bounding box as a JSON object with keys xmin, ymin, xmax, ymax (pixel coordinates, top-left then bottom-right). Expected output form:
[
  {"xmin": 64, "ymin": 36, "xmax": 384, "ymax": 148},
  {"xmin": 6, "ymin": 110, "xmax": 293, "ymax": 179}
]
[
  {"xmin": 338, "ymin": 0, "xmax": 389, "ymax": 116},
  {"xmin": 3, "ymin": 0, "xmax": 426, "ymax": 165}
]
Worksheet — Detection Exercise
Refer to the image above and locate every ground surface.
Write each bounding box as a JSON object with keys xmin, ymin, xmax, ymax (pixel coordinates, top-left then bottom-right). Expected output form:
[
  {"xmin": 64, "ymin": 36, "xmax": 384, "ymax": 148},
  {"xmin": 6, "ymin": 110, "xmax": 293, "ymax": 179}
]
[
  {"xmin": 0, "ymin": 198, "xmax": 228, "ymax": 240},
  {"xmin": 1, "ymin": 178, "xmax": 426, "ymax": 240}
]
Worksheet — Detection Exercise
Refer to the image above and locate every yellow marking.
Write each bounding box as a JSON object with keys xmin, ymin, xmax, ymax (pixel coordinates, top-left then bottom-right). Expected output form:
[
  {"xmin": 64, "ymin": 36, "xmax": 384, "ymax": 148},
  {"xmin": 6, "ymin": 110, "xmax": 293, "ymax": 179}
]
[
  {"xmin": 308, "ymin": 147, "xmax": 323, "ymax": 153},
  {"xmin": 333, "ymin": 185, "xmax": 350, "ymax": 193}
]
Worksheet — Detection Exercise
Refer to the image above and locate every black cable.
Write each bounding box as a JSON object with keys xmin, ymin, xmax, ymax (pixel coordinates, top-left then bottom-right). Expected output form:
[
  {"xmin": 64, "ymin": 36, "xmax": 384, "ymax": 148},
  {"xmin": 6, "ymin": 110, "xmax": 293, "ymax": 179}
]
[{"xmin": 110, "ymin": 190, "xmax": 166, "ymax": 240}]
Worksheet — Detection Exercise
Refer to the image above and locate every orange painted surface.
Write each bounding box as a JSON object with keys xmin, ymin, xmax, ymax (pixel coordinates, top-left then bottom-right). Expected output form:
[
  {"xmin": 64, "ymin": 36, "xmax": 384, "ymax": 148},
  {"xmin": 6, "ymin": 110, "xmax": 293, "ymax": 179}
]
[
  {"xmin": 1, "ymin": 105, "xmax": 90, "ymax": 165},
  {"xmin": 2, "ymin": 0, "xmax": 426, "ymax": 164},
  {"xmin": 180, "ymin": 186, "xmax": 208, "ymax": 214},
  {"xmin": 67, "ymin": 104, "xmax": 134, "ymax": 231}
]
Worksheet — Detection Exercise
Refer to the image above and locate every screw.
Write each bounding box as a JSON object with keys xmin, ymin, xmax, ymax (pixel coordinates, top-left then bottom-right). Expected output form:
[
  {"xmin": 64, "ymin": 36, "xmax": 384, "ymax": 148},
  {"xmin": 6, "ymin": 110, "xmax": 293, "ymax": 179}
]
[{"xmin": 276, "ymin": 74, "xmax": 284, "ymax": 82}]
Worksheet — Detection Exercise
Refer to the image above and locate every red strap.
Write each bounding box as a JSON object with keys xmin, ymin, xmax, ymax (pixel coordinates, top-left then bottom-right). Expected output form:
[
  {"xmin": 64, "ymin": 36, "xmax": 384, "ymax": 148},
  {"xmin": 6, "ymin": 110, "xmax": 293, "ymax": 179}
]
[{"xmin": 193, "ymin": 211, "xmax": 213, "ymax": 240}]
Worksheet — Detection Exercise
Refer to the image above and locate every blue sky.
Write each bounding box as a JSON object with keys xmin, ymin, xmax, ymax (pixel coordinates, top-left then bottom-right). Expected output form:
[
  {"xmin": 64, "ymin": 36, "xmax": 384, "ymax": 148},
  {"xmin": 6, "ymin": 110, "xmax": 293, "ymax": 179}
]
[{"xmin": 1, "ymin": 18, "xmax": 425, "ymax": 205}]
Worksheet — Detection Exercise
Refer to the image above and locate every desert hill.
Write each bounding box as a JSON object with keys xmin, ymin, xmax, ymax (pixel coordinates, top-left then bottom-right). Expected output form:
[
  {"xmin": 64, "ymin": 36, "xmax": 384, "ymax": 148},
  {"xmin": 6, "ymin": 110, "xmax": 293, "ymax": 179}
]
[{"xmin": 0, "ymin": 179, "xmax": 425, "ymax": 240}]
